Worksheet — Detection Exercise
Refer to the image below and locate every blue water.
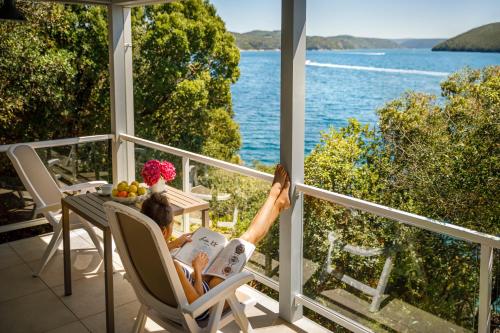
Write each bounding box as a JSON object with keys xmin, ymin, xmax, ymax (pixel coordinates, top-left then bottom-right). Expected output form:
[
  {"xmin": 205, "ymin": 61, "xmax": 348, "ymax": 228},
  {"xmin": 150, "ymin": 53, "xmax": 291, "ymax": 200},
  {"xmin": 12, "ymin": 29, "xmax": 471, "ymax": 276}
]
[{"xmin": 231, "ymin": 49, "xmax": 500, "ymax": 164}]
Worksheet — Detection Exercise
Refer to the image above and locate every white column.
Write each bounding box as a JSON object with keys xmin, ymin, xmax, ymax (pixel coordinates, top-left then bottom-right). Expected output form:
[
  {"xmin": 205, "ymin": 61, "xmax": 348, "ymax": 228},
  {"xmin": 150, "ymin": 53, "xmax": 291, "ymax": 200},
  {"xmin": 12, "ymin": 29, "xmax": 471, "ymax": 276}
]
[
  {"xmin": 108, "ymin": 5, "xmax": 135, "ymax": 184},
  {"xmin": 279, "ymin": 0, "xmax": 306, "ymax": 322}
]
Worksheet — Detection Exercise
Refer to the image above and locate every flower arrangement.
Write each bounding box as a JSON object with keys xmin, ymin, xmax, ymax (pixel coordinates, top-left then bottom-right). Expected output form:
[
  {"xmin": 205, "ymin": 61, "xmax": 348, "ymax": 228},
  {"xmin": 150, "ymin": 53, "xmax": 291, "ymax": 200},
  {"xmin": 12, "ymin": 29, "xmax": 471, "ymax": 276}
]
[{"xmin": 141, "ymin": 160, "xmax": 176, "ymax": 186}]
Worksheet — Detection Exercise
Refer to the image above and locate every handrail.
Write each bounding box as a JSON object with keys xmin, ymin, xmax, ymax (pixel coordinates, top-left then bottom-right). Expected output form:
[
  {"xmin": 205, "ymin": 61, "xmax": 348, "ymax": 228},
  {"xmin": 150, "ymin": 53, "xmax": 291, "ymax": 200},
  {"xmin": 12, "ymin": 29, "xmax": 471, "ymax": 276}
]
[
  {"xmin": 119, "ymin": 133, "xmax": 274, "ymax": 183},
  {"xmin": 296, "ymin": 183, "xmax": 500, "ymax": 249},
  {"xmin": 121, "ymin": 133, "xmax": 500, "ymax": 249},
  {"xmin": 0, "ymin": 134, "xmax": 114, "ymax": 153}
]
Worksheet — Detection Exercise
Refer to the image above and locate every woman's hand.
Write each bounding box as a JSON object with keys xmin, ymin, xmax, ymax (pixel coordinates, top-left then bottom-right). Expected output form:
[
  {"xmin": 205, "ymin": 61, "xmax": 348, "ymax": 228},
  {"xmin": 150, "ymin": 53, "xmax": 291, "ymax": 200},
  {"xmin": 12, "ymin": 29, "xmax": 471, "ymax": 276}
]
[
  {"xmin": 192, "ymin": 252, "xmax": 209, "ymax": 273},
  {"xmin": 167, "ymin": 233, "xmax": 192, "ymax": 250}
]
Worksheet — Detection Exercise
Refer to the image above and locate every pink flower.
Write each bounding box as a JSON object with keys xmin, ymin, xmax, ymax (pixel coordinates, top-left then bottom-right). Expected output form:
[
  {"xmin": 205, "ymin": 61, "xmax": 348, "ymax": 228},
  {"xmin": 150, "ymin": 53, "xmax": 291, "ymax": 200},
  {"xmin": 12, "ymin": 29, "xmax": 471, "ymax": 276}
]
[
  {"xmin": 160, "ymin": 161, "xmax": 176, "ymax": 181},
  {"xmin": 141, "ymin": 160, "xmax": 176, "ymax": 186}
]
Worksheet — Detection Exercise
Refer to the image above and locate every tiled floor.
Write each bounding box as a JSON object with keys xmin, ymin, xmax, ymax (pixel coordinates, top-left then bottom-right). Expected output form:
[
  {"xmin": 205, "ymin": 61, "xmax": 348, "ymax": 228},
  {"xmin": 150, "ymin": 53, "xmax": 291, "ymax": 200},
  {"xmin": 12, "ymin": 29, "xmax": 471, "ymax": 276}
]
[{"xmin": 0, "ymin": 231, "xmax": 331, "ymax": 333}]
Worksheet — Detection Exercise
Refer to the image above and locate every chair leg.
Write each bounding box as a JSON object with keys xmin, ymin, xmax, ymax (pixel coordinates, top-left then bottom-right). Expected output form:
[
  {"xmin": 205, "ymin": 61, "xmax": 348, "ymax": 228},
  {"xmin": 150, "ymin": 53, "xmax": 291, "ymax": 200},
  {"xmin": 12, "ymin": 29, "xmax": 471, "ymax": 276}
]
[
  {"xmin": 227, "ymin": 295, "xmax": 253, "ymax": 333},
  {"xmin": 369, "ymin": 256, "xmax": 394, "ymax": 312},
  {"xmin": 33, "ymin": 223, "xmax": 63, "ymax": 277},
  {"xmin": 81, "ymin": 221, "xmax": 118, "ymax": 274},
  {"xmin": 82, "ymin": 222, "xmax": 104, "ymax": 259},
  {"xmin": 207, "ymin": 300, "xmax": 225, "ymax": 333},
  {"xmin": 132, "ymin": 305, "xmax": 147, "ymax": 333}
]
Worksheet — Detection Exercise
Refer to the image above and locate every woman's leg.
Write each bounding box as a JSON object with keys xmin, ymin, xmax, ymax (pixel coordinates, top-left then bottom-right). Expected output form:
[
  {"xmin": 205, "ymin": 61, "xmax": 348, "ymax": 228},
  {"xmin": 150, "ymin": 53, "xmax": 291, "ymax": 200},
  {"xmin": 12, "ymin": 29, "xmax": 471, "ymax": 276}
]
[
  {"xmin": 239, "ymin": 179, "xmax": 290, "ymax": 244},
  {"xmin": 239, "ymin": 164, "xmax": 290, "ymax": 244},
  {"xmin": 208, "ymin": 166, "xmax": 291, "ymax": 289}
]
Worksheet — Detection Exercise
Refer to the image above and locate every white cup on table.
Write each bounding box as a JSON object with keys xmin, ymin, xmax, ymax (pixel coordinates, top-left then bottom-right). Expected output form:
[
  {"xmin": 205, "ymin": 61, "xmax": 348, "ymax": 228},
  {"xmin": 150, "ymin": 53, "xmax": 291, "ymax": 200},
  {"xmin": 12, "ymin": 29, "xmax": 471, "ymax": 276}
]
[{"xmin": 99, "ymin": 184, "xmax": 113, "ymax": 195}]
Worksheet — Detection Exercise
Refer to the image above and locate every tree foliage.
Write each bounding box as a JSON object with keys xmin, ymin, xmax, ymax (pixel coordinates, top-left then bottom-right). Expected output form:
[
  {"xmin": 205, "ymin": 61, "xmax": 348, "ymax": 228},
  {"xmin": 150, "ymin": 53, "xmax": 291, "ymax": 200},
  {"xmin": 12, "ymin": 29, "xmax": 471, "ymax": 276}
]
[
  {"xmin": 0, "ymin": 4, "xmax": 109, "ymax": 143},
  {"xmin": 0, "ymin": 0, "xmax": 241, "ymax": 162},
  {"xmin": 379, "ymin": 66, "xmax": 500, "ymax": 234},
  {"xmin": 132, "ymin": 2, "xmax": 240, "ymax": 160}
]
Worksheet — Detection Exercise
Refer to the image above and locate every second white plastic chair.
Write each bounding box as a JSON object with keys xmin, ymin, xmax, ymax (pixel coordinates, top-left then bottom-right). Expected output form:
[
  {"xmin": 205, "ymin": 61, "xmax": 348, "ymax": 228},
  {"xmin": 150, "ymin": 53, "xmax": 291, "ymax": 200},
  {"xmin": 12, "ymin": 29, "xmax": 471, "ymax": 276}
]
[{"xmin": 7, "ymin": 144, "xmax": 106, "ymax": 276}]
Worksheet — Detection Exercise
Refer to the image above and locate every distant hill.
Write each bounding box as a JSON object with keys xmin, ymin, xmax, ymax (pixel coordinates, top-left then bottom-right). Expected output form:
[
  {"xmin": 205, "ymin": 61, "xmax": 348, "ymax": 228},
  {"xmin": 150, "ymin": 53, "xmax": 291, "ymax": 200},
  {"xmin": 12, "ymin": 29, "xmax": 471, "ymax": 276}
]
[
  {"xmin": 232, "ymin": 31, "xmax": 281, "ymax": 50},
  {"xmin": 232, "ymin": 30, "xmax": 401, "ymax": 50},
  {"xmin": 393, "ymin": 38, "xmax": 446, "ymax": 49},
  {"xmin": 432, "ymin": 23, "xmax": 500, "ymax": 53}
]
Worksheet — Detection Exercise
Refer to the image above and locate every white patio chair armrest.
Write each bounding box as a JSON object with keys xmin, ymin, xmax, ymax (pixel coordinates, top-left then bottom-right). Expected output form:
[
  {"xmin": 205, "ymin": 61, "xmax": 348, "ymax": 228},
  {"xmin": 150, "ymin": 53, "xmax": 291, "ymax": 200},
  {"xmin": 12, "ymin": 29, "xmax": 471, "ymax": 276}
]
[
  {"xmin": 60, "ymin": 181, "xmax": 107, "ymax": 193},
  {"xmin": 183, "ymin": 271, "xmax": 254, "ymax": 318},
  {"xmin": 36, "ymin": 203, "xmax": 62, "ymax": 214}
]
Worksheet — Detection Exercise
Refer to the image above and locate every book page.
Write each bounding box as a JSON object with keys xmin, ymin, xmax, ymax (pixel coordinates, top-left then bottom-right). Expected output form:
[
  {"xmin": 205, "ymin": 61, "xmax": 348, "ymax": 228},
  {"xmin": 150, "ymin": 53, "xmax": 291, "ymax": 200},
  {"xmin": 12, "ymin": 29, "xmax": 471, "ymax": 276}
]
[
  {"xmin": 204, "ymin": 238, "xmax": 255, "ymax": 279},
  {"xmin": 173, "ymin": 228, "xmax": 227, "ymax": 268}
]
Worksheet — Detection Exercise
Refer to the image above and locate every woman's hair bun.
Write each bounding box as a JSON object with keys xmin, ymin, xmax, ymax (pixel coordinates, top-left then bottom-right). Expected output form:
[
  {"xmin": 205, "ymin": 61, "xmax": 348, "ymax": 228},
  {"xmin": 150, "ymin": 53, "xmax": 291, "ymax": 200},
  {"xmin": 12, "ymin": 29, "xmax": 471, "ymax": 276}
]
[
  {"xmin": 141, "ymin": 192, "xmax": 173, "ymax": 228},
  {"xmin": 151, "ymin": 192, "xmax": 169, "ymax": 207}
]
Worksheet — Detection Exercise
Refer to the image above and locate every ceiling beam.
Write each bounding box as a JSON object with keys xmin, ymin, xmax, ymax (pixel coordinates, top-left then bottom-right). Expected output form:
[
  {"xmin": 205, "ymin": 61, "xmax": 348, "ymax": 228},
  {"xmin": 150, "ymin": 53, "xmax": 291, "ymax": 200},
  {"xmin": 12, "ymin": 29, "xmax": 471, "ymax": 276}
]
[
  {"xmin": 111, "ymin": 0, "xmax": 176, "ymax": 7},
  {"xmin": 31, "ymin": 0, "xmax": 177, "ymax": 7}
]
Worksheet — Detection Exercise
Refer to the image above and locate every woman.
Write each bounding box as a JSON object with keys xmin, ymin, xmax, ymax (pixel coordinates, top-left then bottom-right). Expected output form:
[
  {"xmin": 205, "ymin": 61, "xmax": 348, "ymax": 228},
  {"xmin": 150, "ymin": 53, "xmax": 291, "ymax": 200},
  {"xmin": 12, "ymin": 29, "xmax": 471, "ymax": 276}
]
[{"xmin": 141, "ymin": 164, "xmax": 290, "ymax": 318}]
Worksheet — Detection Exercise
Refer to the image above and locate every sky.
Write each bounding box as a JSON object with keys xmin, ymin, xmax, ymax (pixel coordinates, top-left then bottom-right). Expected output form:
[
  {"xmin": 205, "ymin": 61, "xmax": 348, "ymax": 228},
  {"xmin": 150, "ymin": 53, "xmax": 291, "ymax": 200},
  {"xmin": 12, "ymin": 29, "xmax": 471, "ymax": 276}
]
[{"xmin": 209, "ymin": 0, "xmax": 500, "ymax": 39}]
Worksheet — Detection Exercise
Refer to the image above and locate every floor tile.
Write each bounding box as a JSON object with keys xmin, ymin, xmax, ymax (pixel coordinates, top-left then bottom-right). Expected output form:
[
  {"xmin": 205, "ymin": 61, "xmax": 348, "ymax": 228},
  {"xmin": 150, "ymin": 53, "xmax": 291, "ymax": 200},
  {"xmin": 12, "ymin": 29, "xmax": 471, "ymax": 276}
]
[
  {"xmin": 52, "ymin": 272, "xmax": 137, "ymax": 318},
  {"xmin": 27, "ymin": 250, "xmax": 105, "ymax": 287},
  {"xmin": 77, "ymin": 232, "xmax": 124, "ymax": 268},
  {"xmin": 43, "ymin": 321, "xmax": 89, "ymax": 333},
  {"xmin": 0, "ymin": 243, "xmax": 23, "ymax": 270},
  {"xmin": 81, "ymin": 300, "xmax": 167, "ymax": 333},
  {"xmin": 9, "ymin": 230, "xmax": 97, "ymax": 263},
  {"xmin": 0, "ymin": 289, "xmax": 77, "ymax": 333},
  {"xmin": 0, "ymin": 263, "xmax": 47, "ymax": 302}
]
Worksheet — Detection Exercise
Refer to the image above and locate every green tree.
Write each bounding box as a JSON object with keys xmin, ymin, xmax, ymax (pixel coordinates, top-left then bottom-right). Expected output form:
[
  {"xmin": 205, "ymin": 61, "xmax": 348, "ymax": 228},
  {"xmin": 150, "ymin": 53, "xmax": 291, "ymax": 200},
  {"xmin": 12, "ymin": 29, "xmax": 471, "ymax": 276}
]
[
  {"xmin": 379, "ymin": 66, "xmax": 500, "ymax": 234},
  {"xmin": 132, "ymin": 2, "xmax": 241, "ymax": 160},
  {"xmin": 0, "ymin": 0, "xmax": 240, "ymax": 162},
  {"xmin": 0, "ymin": 4, "xmax": 109, "ymax": 143}
]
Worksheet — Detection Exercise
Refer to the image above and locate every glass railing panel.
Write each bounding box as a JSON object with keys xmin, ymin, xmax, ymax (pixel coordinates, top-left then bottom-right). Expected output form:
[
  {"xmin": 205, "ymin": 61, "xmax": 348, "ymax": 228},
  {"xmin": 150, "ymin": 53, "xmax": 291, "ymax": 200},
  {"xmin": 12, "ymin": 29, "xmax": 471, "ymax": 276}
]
[
  {"xmin": 302, "ymin": 194, "xmax": 480, "ymax": 333},
  {"xmin": 188, "ymin": 161, "xmax": 279, "ymax": 285},
  {"xmin": 0, "ymin": 140, "xmax": 112, "ymax": 242},
  {"xmin": 36, "ymin": 141, "xmax": 112, "ymax": 185}
]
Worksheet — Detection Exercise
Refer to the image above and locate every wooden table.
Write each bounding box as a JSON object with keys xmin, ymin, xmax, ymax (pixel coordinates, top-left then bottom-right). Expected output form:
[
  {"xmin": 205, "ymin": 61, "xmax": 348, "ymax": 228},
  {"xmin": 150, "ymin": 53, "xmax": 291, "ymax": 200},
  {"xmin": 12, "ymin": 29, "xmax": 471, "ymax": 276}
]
[{"xmin": 62, "ymin": 186, "xmax": 209, "ymax": 333}]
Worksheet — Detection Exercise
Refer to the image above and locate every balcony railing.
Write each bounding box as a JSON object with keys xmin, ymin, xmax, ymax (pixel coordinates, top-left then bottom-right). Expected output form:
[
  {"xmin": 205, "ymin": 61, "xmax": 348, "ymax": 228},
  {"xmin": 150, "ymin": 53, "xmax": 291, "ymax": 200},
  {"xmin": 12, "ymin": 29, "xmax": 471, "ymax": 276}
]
[{"xmin": 1, "ymin": 134, "xmax": 499, "ymax": 333}]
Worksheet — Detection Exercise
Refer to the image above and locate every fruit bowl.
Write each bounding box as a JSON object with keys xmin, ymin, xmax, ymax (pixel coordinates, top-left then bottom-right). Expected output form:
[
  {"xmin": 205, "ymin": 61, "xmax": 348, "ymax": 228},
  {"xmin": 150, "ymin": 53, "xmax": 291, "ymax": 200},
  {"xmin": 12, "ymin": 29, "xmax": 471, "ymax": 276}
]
[
  {"xmin": 110, "ymin": 180, "xmax": 149, "ymax": 205},
  {"xmin": 110, "ymin": 193, "xmax": 148, "ymax": 205}
]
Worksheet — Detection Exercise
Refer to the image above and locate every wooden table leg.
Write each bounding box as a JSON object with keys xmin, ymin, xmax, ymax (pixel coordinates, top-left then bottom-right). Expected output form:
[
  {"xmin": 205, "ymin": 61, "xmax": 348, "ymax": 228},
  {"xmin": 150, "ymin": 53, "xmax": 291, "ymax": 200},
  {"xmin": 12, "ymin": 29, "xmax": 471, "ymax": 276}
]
[
  {"xmin": 104, "ymin": 228, "xmax": 115, "ymax": 333},
  {"xmin": 62, "ymin": 202, "xmax": 72, "ymax": 296},
  {"xmin": 202, "ymin": 209, "xmax": 210, "ymax": 228}
]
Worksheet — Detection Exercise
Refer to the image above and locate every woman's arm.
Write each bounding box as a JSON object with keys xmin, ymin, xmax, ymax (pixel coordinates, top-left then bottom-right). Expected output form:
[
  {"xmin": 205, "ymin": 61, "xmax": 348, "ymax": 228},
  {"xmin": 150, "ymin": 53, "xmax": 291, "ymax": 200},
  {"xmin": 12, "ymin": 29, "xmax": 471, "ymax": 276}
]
[
  {"xmin": 167, "ymin": 232, "xmax": 193, "ymax": 251},
  {"xmin": 174, "ymin": 262, "xmax": 201, "ymax": 303},
  {"xmin": 192, "ymin": 270, "xmax": 205, "ymax": 296},
  {"xmin": 191, "ymin": 252, "xmax": 209, "ymax": 296}
]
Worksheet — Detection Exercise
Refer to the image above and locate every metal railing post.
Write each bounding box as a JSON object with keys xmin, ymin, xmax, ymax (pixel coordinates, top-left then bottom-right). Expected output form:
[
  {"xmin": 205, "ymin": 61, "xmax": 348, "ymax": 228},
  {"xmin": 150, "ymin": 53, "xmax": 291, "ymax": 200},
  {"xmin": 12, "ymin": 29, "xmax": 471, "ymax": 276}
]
[
  {"xmin": 182, "ymin": 157, "xmax": 191, "ymax": 233},
  {"xmin": 279, "ymin": 0, "xmax": 306, "ymax": 322},
  {"xmin": 478, "ymin": 244, "xmax": 493, "ymax": 333}
]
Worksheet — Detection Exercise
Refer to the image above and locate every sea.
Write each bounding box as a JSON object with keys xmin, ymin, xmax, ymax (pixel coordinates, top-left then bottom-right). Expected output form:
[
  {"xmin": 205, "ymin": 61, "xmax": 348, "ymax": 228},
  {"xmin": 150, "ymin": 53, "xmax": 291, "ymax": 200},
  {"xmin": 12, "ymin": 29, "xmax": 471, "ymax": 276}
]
[{"xmin": 231, "ymin": 49, "xmax": 500, "ymax": 164}]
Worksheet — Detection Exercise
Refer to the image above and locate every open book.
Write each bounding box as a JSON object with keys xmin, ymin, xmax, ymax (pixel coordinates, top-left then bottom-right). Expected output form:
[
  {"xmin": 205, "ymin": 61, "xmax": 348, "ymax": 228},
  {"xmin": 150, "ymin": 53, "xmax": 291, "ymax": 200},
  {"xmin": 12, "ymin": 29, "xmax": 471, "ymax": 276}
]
[{"xmin": 173, "ymin": 227, "xmax": 255, "ymax": 280}]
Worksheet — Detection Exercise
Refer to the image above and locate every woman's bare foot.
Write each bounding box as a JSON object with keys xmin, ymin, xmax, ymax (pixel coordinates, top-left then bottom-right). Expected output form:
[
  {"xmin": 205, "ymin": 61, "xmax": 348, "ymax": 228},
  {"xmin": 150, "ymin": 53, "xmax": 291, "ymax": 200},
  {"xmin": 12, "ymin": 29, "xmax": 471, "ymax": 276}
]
[
  {"xmin": 276, "ymin": 180, "xmax": 291, "ymax": 211},
  {"xmin": 270, "ymin": 164, "xmax": 288, "ymax": 198}
]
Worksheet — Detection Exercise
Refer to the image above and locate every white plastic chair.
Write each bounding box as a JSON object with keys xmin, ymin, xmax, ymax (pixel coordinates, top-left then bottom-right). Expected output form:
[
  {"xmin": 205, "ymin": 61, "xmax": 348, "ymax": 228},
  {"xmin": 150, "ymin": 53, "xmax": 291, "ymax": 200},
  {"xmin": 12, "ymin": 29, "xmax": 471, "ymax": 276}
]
[
  {"xmin": 322, "ymin": 231, "xmax": 394, "ymax": 312},
  {"xmin": 216, "ymin": 206, "xmax": 239, "ymax": 229},
  {"xmin": 7, "ymin": 144, "xmax": 106, "ymax": 276},
  {"xmin": 103, "ymin": 201, "xmax": 256, "ymax": 333}
]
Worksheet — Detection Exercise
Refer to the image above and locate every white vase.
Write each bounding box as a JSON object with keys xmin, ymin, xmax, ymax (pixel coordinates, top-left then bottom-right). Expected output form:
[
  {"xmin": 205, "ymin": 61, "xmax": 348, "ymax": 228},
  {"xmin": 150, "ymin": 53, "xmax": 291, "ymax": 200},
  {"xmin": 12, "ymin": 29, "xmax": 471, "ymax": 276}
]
[{"xmin": 150, "ymin": 177, "xmax": 166, "ymax": 193}]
